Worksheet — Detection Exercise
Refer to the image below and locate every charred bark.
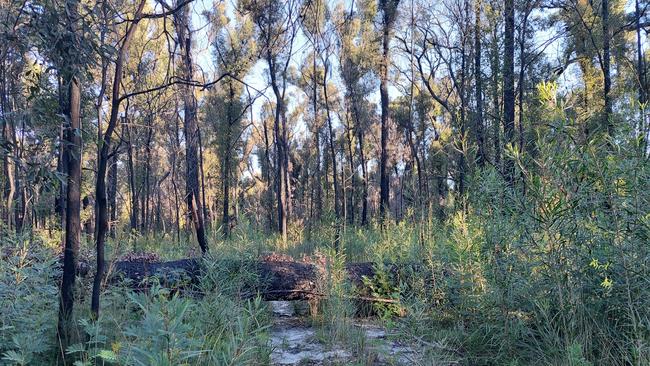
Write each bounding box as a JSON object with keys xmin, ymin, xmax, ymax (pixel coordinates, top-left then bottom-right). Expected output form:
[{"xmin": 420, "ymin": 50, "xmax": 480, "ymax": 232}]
[
  {"xmin": 174, "ymin": 4, "xmax": 208, "ymax": 254},
  {"xmin": 58, "ymin": 75, "xmax": 81, "ymax": 347}
]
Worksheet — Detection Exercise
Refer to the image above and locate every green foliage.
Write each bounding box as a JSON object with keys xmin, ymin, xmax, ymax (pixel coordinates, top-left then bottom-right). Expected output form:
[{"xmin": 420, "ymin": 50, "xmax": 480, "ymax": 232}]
[
  {"xmin": 0, "ymin": 231, "xmax": 271, "ymax": 366},
  {"xmin": 120, "ymin": 286, "xmax": 204, "ymax": 365},
  {"xmin": 361, "ymin": 264, "xmax": 403, "ymax": 319},
  {"xmin": 314, "ymin": 249, "xmax": 367, "ymax": 354},
  {"xmin": 0, "ymin": 238, "xmax": 59, "ymax": 365},
  {"xmin": 390, "ymin": 84, "xmax": 650, "ymax": 365}
]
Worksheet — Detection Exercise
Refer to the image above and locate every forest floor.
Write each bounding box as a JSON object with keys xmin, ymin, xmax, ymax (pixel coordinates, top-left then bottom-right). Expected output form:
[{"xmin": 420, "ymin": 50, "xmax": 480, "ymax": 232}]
[{"xmin": 268, "ymin": 301, "xmax": 422, "ymax": 365}]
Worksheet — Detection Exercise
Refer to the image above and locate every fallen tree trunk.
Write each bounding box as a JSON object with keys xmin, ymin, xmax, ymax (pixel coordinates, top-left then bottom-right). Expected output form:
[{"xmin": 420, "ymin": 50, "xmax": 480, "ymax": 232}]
[{"xmin": 110, "ymin": 258, "xmax": 416, "ymax": 302}]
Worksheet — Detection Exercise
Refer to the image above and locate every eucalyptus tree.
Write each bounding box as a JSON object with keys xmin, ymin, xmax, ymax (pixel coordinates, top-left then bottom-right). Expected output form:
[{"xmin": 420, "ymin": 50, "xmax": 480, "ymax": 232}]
[
  {"xmin": 378, "ymin": 0, "xmax": 400, "ymax": 222},
  {"xmin": 335, "ymin": 0, "xmax": 378, "ymax": 226},
  {"xmin": 29, "ymin": 0, "xmax": 97, "ymax": 348},
  {"xmin": 296, "ymin": 53, "xmax": 325, "ymax": 224},
  {"xmin": 242, "ymin": 0, "xmax": 301, "ymax": 242},
  {"xmin": 299, "ymin": 0, "xmax": 327, "ymax": 224},
  {"xmin": 206, "ymin": 4, "xmax": 256, "ymax": 238},
  {"xmin": 503, "ymin": 0, "xmax": 515, "ymax": 184},
  {"xmin": 393, "ymin": 0, "xmax": 430, "ymax": 205},
  {"xmin": 405, "ymin": 0, "xmax": 472, "ymax": 202},
  {"xmin": 92, "ymin": 0, "xmax": 148, "ymax": 317},
  {"xmin": 474, "ymin": 0, "xmax": 486, "ymax": 166},
  {"xmin": 125, "ymin": 9, "xmax": 174, "ymax": 235},
  {"xmin": 0, "ymin": 0, "xmax": 30, "ymax": 231},
  {"xmin": 55, "ymin": 0, "xmax": 83, "ymax": 347},
  {"xmin": 301, "ymin": 0, "xmax": 344, "ymax": 239},
  {"xmin": 548, "ymin": 0, "xmax": 624, "ymax": 143},
  {"xmin": 172, "ymin": 1, "xmax": 209, "ymax": 253}
]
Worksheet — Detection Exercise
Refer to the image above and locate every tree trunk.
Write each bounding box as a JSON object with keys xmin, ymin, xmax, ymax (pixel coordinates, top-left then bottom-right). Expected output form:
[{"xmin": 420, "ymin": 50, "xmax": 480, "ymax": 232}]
[
  {"xmin": 458, "ymin": 3, "xmax": 468, "ymax": 199},
  {"xmin": 96, "ymin": 0, "xmax": 109, "ymax": 241},
  {"xmin": 267, "ymin": 52, "xmax": 288, "ymax": 242},
  {"xmin": 357, "ymin": 123, "xmax": 368, "ymax": 226},
  {"xmin": 474, "ymin": 0, "xmax": 486, "ymax": 167},
  {"xmin": 379, "ymin": 15, "xmax": 391, "ymax": 223},
  {"xmin": 112, "ymin": 258, "xmax": 423, "ymax": 303},
  {"xmin": 142, "ymin": 113, "xmax": 153, "ymax": 233},
  {"xmin": 198, "ymin": 127, "xmax": 209, "ymax": 231},
  {"xmin": 222, "ymin": 148, "xmax": 231, "ymax": 238},
  {"xmin": 490, "ymin": 25, "xmax": 501, "ymax": 169},
  {"xmin": 175, "ymin": 4, "xmax": 208, "ymax": 254},
  {"xmin": 503, "ymin": 0, "xmax": 516, "ymax": 184},
  {"xmin": 91, "ymin": 0, "xmax": 146, "ymax": 318},
  {"xmin": 312, "ymin": 52, "xmax": 322, "ymax": 222},
  {"xmin": 222, "ymin": 84, "xmax": 234, "ymax": 238},
  {"xmin": 323, "ymin": 65, "xmax": 341, "ymax": 249},
  {"xmin": 108, "ymin": 153, "xmax": 118, "ymax": 238},
  {"xmin": 1, "ymin": 61, "xmax": 17, "ymax": 230},
  {"xmin": 124, "ymin": 110, "xmax": 139, "ymax": 232},
  {"xmin": 344, "ymin": 108, "xmax": 356, "ymax": 225},
  {"xmin": 518, "ymin": 7, "xmax": 528, "ymax": 155},
  {"xmin": 58, "ymin": 75, "xmax": 81, "ymax": 347},
  {"xmin": 602, "ymin": 0, "xmax": 612, "ymax": 139},
  {"xmin": 262, "ymin": 114, "xmax": 274, "ymax": 231},
  {"xmin": 637, "ymin": 0, "xmax": 648, "ymax": 153}
]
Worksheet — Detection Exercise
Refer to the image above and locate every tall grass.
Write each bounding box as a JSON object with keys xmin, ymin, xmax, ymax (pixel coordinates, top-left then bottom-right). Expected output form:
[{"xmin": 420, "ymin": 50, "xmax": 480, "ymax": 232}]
[{"xmin": 0, "ymin": 232, "xmax": 271, "ymax": 366}]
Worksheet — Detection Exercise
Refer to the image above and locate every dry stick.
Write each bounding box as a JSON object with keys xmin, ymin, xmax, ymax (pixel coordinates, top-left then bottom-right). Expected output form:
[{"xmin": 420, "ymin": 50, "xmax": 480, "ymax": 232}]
[{"xmin": 260, "ymin": 289, "xmax": 401, "ymax": 304}]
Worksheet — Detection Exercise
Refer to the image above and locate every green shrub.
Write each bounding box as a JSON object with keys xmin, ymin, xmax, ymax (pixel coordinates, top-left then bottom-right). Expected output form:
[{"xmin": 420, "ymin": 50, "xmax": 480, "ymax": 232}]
[{"xmin": 0, "ymin": 239, "xmax": 59, "ymax": 365}]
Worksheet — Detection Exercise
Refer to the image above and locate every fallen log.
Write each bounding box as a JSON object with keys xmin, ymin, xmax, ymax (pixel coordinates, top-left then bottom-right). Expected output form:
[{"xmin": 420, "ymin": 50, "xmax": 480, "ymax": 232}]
[{"xmin": 110, "ymin": 258, "xmax": 417, "ymax": 302}]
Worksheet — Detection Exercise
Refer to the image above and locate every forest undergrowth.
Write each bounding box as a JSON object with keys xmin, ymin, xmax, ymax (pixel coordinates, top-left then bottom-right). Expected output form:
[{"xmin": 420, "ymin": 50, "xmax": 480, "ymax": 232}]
[
  {"xmin": 1, "ymin": 98, "xmax": 649, "ymax": 364},
  {"xmin": 2, "ymin": 122, "xmax": 648, "ymax": 365}
]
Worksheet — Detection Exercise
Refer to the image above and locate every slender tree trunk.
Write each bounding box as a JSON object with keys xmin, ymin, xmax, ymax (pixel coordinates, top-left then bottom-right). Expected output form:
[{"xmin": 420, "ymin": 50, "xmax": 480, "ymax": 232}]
[
  {"xmin": 108, "ymin": 153, "xmax": 117, "ymax": 238},
  {"xmin": 91, "ymin": 0, "xmax": 145, "ymax": 317},
  {"xmin": 357, "ymin": 125, "xmax": 368, "ymax": 226},
  {"xmin": 222, "ymin": 84, "xmax": 234, "ymax": 238},
  {"xmin": 405, "ymin": 128, "xmax": 422, "ymax": 197},
  {"xmin": 323, "ymin": 70, "xmax": 341, "ymax": 217},
  {"xmin": 312, "ymin": 52, "xmax": 322, "ymax": 222},
  {"xmin": 198, "ymin": 127, "xmax": 209, "ymax": 230},
  {"xmin": 602, "ymin": 0, "xmax": 613, "ymax": 139},
  {"xmin": 14, "ymin": 112, "xmax": 23, "ymax": 232},
  {"xmin": 1, "ymin": 62, "xmax": 16, "ymax": 230},
  {"xmin": 637, "ymin": 0, "xmax": 648, "ymax": 153},
  {"xmin": 491, "ymin": 26, "xmax": 501, "ymax": 169},
  {"xmin": 55, "ymin": 121, "xmax": 66, "ymax": 223},
  {"xmin": 379, "ymin": 14, "xmax": 391, "ymax": 223},
  {"xmin": 96, "ymin": 0, "xmax": 109, "ymax": 241},
  {"xmin": 175, "ymin": 4, "xmax": 208, "ymax": 253},
  {"xmin": 222, "ymin": 148, "xmax": 231, "ymax": 238},
  {"xmin": 406, "ymin": 0, "xmax": 423, "ymax": 200},
  {"xmin": 458, "ymin": 109, "xmax": 466, "ymax": 199},
  {"xmin": 268, "ymin": 53, "xmax": 288, "ymax": 242},
  {"xmin": 124, "ymin": 112, "xmax": 139, "ymax": 232},
  {"xmin": 474, "ymin": 0, "xmax": 486, "ymax": 167},
  {"xmin": 262, "ymin": 115, "xmax": 274, "ymax": 231},
  {"xmin": 171, "ymin": 151, "xmax": 181, "ymax": 243},
  {"xmin": 344, "ymin": 108, "xmax": 356, "ymax": 225},
  {"xmin": 58, "ymin": 75, "xmax": 81, "ymax": 349},
  {"xmin": 282, "ymin": 108, "xmax": 292, "ymax": 224},
  {"xmin": 323, "ymin": 66, "xmax": 341, "ymax": 250},
  {"xmin": 141, "ymin": 113, "xmax": 153, "ymax": 233},
  {"xmin": 458, "ymin": 6, "xmax": 468, "ymax": 199},
  {"xmin": 518, "ymin": 10, "xmax": 527, "ymax": 154},
  {"xmin": 275, "ymin": 98, "xmax": 287, "ymax": 242},
  {"xmin": 503, "ymin": 0, "xmax": 516, "ymax": 184}
]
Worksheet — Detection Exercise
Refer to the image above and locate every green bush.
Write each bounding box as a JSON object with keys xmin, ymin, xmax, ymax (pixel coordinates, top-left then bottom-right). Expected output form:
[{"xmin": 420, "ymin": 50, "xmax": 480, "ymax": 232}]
[{"xmin": 0, "ymin": 238, "xmax": 59, "ymax": 365}]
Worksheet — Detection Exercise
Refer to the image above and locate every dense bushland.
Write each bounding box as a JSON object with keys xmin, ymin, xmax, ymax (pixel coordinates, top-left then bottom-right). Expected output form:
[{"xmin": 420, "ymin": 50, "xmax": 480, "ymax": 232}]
[
  {"xmin": 1, "ymin": 0, "xmax": 648, "ymax": 364},
  {"xmin": 1, "ymin": 111, "xmax": 647, "ymax": 364},
  {"xmin": 0, "ymin": 236, "xmax": 271, "ymax": 365}
]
